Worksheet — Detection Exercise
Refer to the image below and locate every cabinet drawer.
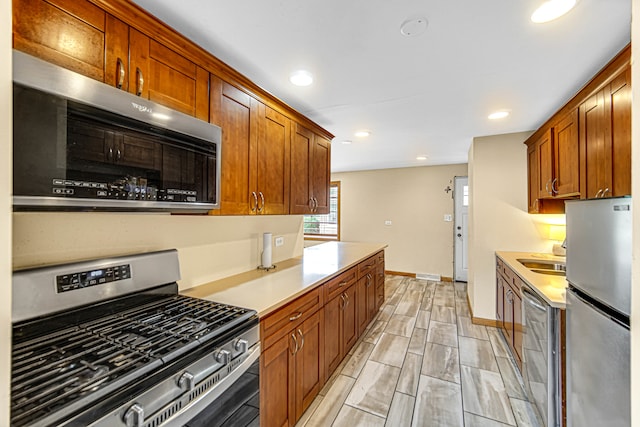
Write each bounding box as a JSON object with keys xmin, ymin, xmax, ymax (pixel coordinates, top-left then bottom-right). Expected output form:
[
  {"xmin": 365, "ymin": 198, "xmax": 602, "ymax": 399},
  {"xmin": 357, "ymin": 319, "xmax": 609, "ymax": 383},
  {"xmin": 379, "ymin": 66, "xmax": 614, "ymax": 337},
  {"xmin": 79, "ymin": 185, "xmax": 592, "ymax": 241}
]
[
  {"xmin": 261, "ymin": 288, "xmax": 322, "ymax": 349},
  {"xmin": 358, "ymin": 255, "xmax": 378, "ymax": 278},
  {"xmin": 375, "ymin": 251, "xmax": 385, "ymax": 265},
  {"xmin": 324, "ymin": 267, "xmax": 357, "ymax": 302}
]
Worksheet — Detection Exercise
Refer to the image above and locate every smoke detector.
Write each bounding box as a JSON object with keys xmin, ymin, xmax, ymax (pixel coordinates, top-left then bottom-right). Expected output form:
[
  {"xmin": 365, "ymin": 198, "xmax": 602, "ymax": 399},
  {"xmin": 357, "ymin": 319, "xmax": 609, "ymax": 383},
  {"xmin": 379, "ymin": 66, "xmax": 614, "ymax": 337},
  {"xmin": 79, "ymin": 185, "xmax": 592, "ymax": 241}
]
[{"xmin": 400, "ymin": 17, "xmax": 428, "ymax": 37}]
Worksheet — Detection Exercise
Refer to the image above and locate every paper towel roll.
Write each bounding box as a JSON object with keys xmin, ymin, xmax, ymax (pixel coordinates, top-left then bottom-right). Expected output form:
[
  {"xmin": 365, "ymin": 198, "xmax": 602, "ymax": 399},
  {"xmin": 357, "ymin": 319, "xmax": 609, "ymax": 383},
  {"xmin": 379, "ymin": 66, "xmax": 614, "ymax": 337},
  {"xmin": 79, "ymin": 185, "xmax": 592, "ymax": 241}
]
[{"xmin": 262, "ymin": 232, "xmax": 273, "ymax": 268}]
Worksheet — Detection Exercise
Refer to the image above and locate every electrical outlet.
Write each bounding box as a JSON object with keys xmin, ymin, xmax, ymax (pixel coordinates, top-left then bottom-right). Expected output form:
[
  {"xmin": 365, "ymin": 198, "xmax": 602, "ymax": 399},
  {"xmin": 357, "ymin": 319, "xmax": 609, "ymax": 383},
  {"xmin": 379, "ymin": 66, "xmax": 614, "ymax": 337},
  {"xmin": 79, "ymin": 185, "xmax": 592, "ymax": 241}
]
[
  {"xmin": 384, "ymin": 220, "xmax": 392, "ymax": 226},
  {"xmin": 444, "ymin": 214, "xmax": 452, "ymax": 222},
  {"xmin": 275, "ymin": 236, "xmax": 284, "ymax": 247}
]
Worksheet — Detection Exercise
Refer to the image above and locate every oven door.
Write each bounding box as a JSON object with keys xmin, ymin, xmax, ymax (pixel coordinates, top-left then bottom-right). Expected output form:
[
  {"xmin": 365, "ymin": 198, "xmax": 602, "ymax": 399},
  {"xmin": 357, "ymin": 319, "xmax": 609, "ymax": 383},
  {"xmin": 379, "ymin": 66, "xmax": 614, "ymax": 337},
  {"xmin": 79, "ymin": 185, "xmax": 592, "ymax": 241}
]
[{"xmin": 183, "ymin": 358, "xmax": 260, "ymax": 427}]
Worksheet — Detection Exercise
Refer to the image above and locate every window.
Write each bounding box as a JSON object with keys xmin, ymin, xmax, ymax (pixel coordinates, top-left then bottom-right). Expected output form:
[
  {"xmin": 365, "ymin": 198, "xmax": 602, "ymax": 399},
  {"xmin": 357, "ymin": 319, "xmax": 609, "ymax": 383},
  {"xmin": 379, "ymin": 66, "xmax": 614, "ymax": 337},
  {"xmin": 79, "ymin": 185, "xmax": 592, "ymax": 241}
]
[{"xmin": 304, "ymin": 181, "xmax": 340, "ymax": 240}]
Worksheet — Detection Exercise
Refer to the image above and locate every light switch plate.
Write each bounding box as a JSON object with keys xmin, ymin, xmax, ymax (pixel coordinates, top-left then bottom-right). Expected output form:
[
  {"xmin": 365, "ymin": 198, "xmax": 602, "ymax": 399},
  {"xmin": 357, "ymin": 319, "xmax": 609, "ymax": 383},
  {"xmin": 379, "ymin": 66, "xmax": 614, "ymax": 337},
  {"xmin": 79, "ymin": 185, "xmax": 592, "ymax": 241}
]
[
  {"xmin": 444, "ymin": 214, "xmax": 452, "ymax": 222},
  {"xmin": 384, "ymin": 220, "xmax": 392, "ymax": 226},
  {"xmin": 275, "ymin": 236, "xmax": 284, "ymax": 247}
]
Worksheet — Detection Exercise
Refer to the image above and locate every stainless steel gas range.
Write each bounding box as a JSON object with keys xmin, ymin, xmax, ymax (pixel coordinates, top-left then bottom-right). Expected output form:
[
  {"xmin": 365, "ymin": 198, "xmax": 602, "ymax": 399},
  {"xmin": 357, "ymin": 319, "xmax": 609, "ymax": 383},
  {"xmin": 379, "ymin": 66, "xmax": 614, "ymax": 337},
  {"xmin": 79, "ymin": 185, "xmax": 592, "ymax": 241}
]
[{"xmin": 11, "ymin": 249, "xmax": 260, "ymax": 427}]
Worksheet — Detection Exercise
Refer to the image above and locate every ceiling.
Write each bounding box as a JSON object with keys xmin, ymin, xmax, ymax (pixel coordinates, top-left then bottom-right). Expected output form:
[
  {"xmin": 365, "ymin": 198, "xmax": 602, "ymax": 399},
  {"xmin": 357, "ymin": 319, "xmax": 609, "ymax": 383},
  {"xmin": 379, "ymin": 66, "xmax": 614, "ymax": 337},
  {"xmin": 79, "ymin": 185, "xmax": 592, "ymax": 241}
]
[{"xmin": 132, "ymin": 0, "xmax": 631, "ymax": 173}]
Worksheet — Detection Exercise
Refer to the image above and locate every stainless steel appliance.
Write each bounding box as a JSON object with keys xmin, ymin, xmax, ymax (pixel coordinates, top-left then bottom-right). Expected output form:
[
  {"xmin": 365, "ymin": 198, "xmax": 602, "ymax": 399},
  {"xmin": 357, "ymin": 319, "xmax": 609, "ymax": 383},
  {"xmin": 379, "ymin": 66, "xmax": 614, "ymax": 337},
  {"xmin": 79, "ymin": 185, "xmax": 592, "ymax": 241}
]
[
  {"xmin": 13, "ymin": 50, "xmax": 221, "ymax": 212},
  {"xmin": 521, "ymin": 284, "xmax": 561, "ymax": 427},
  {"xmin": 565, "ymin": 197, "xmax": 631, "ymax": 427},
  {"xmin": 11, "ymin": 250, "xmax": 260, "ymax": 427}
]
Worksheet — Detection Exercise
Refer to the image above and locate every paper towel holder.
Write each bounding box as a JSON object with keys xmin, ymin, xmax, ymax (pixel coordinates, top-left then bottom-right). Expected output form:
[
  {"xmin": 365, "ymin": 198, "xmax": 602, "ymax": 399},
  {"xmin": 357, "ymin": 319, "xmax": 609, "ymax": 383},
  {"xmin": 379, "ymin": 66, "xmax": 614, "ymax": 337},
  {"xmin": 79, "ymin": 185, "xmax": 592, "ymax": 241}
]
[{"xmin": 258, "ymin": 264, "xmax": 277, "ymax": 271}]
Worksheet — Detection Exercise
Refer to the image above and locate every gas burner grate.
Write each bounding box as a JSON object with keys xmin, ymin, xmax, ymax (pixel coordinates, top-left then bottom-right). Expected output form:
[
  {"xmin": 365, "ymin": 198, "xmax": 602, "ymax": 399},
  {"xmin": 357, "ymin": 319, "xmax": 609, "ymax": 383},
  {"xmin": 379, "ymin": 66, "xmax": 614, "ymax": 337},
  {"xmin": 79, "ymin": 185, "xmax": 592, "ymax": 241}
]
[{"xmin": 11, "ymin": 295, "xmax": 256, "ymax": 427}]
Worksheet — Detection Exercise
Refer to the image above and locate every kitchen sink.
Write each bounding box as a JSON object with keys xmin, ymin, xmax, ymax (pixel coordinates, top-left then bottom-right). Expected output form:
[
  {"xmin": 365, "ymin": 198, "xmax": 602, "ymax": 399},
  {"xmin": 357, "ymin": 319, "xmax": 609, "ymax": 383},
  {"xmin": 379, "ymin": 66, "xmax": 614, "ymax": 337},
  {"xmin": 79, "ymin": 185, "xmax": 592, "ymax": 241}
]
[
  {"xmin": 530, "ymin": 269, "xmax": 566, "ymax": 276},
  {"xmin": 517, "ymin": 259, "xmax": 566, "ymax": 276}
]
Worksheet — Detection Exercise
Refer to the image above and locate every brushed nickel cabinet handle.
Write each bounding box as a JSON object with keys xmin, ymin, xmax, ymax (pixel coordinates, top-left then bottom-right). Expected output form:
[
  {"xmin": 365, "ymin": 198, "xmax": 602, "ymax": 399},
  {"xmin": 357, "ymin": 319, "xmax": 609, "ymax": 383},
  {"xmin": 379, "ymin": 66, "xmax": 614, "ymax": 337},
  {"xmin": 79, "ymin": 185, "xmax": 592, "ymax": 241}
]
[
  {"xmin": 250, "ymin": 192, "xmax": 258, "ymax": 211},
  {"xmin": 136, "ymin": 67, "xmax": 144, "ymax": 96},
  {"xmin": 116, "ymin": 58, "xmax": 125, "ymax": 89},
  {"xmin": 257, "ymin": 191, "xmax": 265, "ymax": 212},
  {"xmin": 594, "ymin": 189, "xmax": 603, "ymax": 198},
  {"xmin": 289, "ymin": 312, "xmax": 302, "ymax": 321},
  {"xmin": 551, "ymin": 178, "xmax": 558, "ymax": 195},
  {"xmin": 297, "ymin": 329, "xmax": 305, "ymax": 351},
  {"xmin": 308, "ymin": 198, "xmax": 314, "ymax": 211},
  {"xmin": 290, "ymin": 333, "xmax": 299, "ymax": 354},
  {"xmin": 603, "ymin": 187, "xmax": 610, "ymax": 197},
  {"xmin": 545, "ymin": 180, "xmax": 550, "ymax": 195},
  {"xmin": 340, "ymin": 294, "xmax": 347, "ymax": 309},
  {"xmin": 339, "ymin": 280, "xmax": 348, "ymax": 287}
]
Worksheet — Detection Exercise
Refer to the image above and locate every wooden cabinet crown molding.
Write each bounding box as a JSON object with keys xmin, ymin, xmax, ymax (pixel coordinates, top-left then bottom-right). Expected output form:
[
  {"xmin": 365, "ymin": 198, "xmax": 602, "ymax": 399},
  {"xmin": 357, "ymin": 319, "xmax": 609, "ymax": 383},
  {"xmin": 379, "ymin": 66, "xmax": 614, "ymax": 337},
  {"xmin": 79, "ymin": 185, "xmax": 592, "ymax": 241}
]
[
  {"xmin": 89, "ymin": 0, "xmax": 333, "ymax": 140},
  {"xmin": 524, "ymin": 43, "xmax": 630, "ymax": 148}
]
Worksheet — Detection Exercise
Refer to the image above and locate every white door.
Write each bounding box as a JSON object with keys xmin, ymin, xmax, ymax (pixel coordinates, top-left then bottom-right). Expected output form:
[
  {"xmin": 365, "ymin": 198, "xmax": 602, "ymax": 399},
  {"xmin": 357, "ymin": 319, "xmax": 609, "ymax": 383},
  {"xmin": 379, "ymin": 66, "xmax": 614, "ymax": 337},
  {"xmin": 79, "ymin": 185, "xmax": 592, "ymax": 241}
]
[{"xmin": 454, "ymin": 176, "xmax": 469, "ymax": 282}]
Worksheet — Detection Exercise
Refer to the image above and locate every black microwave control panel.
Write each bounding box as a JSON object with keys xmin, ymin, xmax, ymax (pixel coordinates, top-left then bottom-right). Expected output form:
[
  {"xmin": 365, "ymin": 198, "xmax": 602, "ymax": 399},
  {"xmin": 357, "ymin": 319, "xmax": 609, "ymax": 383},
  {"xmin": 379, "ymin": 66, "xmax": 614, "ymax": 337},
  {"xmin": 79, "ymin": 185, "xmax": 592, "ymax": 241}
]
[
  {"xmin": 56, "ymin": 264, "xmax": 131, "ymax": 293},
  {"xmin": 51, "ymin": 178, "xmax": 198, "ymax": 202}
]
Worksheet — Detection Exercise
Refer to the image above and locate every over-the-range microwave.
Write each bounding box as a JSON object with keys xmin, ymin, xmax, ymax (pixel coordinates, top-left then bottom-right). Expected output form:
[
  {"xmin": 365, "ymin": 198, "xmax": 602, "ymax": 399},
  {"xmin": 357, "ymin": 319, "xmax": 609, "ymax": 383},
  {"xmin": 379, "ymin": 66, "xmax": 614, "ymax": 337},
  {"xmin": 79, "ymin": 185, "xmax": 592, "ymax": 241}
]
[{"xmin": 12, "ymin": 50, "xmax": 221, "ymax": 213}]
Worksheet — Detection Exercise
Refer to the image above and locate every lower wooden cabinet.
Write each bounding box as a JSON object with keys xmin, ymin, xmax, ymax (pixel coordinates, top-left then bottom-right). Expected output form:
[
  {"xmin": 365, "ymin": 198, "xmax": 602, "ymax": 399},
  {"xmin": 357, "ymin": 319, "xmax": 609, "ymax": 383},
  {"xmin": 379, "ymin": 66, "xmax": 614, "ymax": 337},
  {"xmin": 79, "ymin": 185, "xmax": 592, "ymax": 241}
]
[
  {"xmin": 496, "ymin": 257, "xmax": 523, "ymax": 369},
  {"xmin": 261, "ymin": 250, "xmax": 385, "ymax": 427},
  {"xmin": 261, "ymin": 310, "xmax": 324, "ymax": 426}
]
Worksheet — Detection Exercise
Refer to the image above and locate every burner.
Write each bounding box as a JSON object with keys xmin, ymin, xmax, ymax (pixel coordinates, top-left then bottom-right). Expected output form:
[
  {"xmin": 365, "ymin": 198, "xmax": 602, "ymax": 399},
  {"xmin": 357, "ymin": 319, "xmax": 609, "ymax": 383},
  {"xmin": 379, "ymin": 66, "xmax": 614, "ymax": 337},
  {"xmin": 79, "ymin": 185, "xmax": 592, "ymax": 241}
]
[{"xmin": 70, "ymin": 362, "xmax": 110, "ymax": 393}]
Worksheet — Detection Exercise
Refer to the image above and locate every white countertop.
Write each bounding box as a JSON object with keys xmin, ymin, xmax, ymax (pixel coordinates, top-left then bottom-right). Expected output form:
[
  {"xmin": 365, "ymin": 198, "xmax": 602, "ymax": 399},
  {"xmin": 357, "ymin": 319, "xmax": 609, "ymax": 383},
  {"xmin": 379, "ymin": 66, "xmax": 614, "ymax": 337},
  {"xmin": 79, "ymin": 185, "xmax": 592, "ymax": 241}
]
[
  {"xmin": 496, "ymin": 251, "xmax": 568, "ymax": 309},
  {"xmin": 183, "ymin": 241, "xmax": 387, "ymax": 317}
]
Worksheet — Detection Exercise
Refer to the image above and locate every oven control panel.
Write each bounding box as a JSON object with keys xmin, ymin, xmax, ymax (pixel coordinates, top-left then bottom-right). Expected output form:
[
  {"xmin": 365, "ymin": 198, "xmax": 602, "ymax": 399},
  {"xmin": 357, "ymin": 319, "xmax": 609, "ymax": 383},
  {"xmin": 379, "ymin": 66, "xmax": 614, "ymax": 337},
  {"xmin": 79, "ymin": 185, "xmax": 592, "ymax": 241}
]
[{"xmin": 56, "ymin": 264, "xmax": 131, "ymax": 293}]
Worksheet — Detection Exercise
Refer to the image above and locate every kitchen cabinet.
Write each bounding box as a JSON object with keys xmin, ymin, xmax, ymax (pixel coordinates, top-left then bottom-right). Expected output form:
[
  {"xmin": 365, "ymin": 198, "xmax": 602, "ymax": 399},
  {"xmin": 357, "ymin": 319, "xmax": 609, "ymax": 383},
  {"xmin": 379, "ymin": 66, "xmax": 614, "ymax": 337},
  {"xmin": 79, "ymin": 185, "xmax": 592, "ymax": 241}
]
[
  {"xmin": 260, "ymin": 289, "xmax": 323, "ymax": 427},
  {"xmin": 211, "ymin": 77, "xmax": 291, "ymax": 215},
  {"xmin": 375, "ymin": 252, "xmax": 385, "ymax": 311},
  {"xmin": 13, "ymin": 0, "xmax": 209, "ymax": 119},
  {"xmin": 579, "ymin": 67, "xmax": 631, "ymax": 199},
  {"xmin": 495, "ymin": 257, "xmax": 522, "ymax": 369},
  {"xmin": 525, "ymin": 44, "xmax": 630, "ymax": 213},
  {"xmin": 128, "ymin": 29, "xmax": 210, "ymax": 119},
  {"xmin": 261, "ymin": 250, "xmax": 385, "ymax": 427},
  {"xmin": 356, "ymin": 255, "xmax": 379, "ymax": 336},
  {"xmin": 323, "ymin": 267, "xmax": 358, "ymax": 374},
  {"xmin": 290, "ymin": 123, "xmax": 331, "ymax": 215}
]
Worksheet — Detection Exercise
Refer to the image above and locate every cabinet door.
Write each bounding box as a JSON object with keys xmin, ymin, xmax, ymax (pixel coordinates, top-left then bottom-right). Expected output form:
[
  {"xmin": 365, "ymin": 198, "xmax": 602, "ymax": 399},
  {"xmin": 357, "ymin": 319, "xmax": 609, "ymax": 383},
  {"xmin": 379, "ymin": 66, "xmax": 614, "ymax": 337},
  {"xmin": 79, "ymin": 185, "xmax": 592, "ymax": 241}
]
[
  {"xmin": 527, "ymin": 144, "xmax": 540, "ymax": 213},
  {"xmin": 553, "ymin": 109, "xmax": 579, "ymax": 196},
  {"xmin": 13, "ymin": 0, "xmax": 106, "ymax": 81},
  {"xmin": 365, "ymin": 273, "xmax": 377, "ymax": 322},
  {"xmin": 606, "ymin": 69, "xmax": 631, "ymax": 197},
  {"xmin": 294, "ymin": 311, "xmax": 324, "ymax": 420},
  {"xmin": 290, "ymin": 123, "xmax": 314, "ymax": 214},
  {"xmin": 343, "ymin": 284, "xmax": 358, "ymax": 353},
  {"xmin": 258, "ymin": 105, "xmax": 290, "ymax": 214},
  {"xmin": 356, "ymin": 276, "xmax": 369, "ymax": 336},
  {"xmin": 537, "ymin": 129, "xmax": 554, "ymax": 198},
  {"xmin": 504, "ymin": 285, "xmax": 514, "ymax": 345},
  {"xmin": 375, "ymin": 263, "xmax": 385, "ymax": 311},
  {"xmin": 211, "ymin": 77, "xmax": 258, "ymax": 215},
  {"xmin": 580, "ymin": 90, "xmax": 607, "ymax": 199},
  {"xmin": 311, "ymin": 135, "xmax": 331, "ymax": 214},
  {"xmin": 323, "ymin": 295, "xmax": 342, "ymax": 375},
  {"xmin": 261, "ymin": 333, "xmax": 295, "ymax": 427},
  {"xmin": 496, "ymin": 273, "xmax": 505, "ymax": 328},
  {"xmin": 105, "ymin": 15, "xmax": 129, "ymax": 91},
  {"xmin": 128, "ymin": 30, "xmax": 208, "ymax": 118}
]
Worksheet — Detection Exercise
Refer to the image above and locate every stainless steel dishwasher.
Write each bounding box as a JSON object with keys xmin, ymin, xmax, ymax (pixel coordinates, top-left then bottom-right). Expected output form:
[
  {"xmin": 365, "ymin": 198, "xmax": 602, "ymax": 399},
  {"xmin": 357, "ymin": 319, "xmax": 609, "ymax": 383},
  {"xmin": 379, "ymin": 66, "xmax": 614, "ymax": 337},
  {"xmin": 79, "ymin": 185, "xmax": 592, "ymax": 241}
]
[{"xmin": 521, "ymin": 284, "xmax": 562, "ymax": 427}]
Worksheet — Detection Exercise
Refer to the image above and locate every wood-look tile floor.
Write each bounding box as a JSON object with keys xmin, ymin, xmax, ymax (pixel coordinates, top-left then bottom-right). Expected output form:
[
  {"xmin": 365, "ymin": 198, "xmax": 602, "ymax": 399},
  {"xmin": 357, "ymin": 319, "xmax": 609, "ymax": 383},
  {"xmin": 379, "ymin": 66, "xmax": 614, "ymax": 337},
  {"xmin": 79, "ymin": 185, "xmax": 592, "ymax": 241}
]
[{"xmin": 295, "ymin": 275, "xmax": 542, "ymax": 427}]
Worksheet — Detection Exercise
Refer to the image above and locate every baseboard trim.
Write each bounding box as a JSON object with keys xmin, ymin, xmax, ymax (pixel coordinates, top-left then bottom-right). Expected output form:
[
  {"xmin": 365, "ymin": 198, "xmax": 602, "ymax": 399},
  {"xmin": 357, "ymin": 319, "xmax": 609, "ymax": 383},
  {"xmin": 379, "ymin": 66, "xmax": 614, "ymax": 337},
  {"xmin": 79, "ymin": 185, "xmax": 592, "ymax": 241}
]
[
  {"xmin": 466, "ymin": 293, "xmax": 499, "ymax": 327},
  {"xmin": 441, "ymin": 276, "xmax": 453, "ymax": 282},
  {"xmin": 385, "ymin": 270, "xmax": 416, "ymax": 278}
]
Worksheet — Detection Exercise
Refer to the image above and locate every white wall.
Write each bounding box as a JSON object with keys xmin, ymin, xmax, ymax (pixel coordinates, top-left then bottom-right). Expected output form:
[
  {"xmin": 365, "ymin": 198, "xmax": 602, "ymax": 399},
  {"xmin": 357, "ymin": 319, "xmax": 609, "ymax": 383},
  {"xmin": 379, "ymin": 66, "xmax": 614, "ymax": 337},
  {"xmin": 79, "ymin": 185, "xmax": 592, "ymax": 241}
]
[
  {"xmin": 1, "ymin": 0, "xmax": 11, "ymax": 423},
  {"xmin": 631, "ymin": 1, "xmax": 639, "ymax": 424},
  {"xmin": 13, "ymin": 213, "xmax": 304, "ymax": 290},
  {"xmin": 467, "ymin": 132, "xmax": 553, "ymax": 320},
  {"xmin": 333, "ymin": 164, "xmax": 468, "ymax": 278}
]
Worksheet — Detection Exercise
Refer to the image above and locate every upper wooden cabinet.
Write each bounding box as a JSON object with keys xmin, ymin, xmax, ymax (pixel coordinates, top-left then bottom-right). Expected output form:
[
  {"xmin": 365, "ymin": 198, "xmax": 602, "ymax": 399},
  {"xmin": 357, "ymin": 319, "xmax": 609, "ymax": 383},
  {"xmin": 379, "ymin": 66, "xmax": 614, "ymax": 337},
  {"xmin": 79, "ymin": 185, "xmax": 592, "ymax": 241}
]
[
  {"xmin": 13, "ymin": 0, "xmax": 106, "ymax": 81},
  {"xmin": 210, "ymin": 76, "xmax": 291, "ymax": 215},
  {"xmin": 525, "ymin": 44, "xmax": 631, "ymax": 213},
  {"xmin": 579, "ymin": 67, "xmax": 631, "ymax": 199},
  {"xmin": 290, "ymin": 124, "xmax": 331, "ymax": 215},
  {"xmin": 13, "ymin": 0, "xmax": 333, "ymax": 216}
]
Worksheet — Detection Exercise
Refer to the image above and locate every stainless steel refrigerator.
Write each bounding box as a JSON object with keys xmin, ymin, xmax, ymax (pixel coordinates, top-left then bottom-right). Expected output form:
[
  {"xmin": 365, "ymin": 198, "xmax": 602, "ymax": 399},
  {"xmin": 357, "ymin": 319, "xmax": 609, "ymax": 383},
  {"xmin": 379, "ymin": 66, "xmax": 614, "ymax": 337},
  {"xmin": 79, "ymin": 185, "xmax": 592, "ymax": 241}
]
[{"xmin": 565, "ymin": 197, "xmax": 631, "ymax": 427}]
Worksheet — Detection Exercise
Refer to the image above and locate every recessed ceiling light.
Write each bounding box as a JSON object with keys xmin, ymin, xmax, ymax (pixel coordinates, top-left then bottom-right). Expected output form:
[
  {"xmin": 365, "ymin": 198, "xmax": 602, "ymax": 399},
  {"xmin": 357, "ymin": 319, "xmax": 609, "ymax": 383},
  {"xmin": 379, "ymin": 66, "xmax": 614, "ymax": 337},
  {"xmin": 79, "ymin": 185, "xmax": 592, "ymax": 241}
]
[
  {"xmin": 416, "ymin": 156, "xmax": 428, "ymax": 161},
  {"xmin": 488, "ymin": 111, "xmax": 510, "ymax": 120},
  {"xmin": 289, "ymin": 70, "xmax": 313, "ymax": 86},
  {"xmin": 354, "ymin": 130, "xmax": 370, "ymax": 137},
  {"xmin": 341, "ymin": 140, "xmax": 352, "ymax": 145},
  {"xmin": 400, "ymin": 17, "xmax": 429, "ymax": 37},
  {"xmin": 531, "ymin": 0, "xmax": 577, "ymax": 23}
]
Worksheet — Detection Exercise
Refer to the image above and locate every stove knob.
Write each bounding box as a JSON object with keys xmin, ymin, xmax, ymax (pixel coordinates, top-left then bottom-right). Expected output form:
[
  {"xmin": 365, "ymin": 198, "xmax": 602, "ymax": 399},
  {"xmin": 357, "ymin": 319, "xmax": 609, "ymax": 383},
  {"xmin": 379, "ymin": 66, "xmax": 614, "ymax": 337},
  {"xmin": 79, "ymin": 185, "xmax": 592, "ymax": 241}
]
[
  {"xmin": 214, "ymin": 349, "xmax": 231, "ymax": 365},
  {"xmin": 234, "ymin": 338, "xmax": 249, "ymax": 354},
  {"xmin": 123, "ymin": 403, "xmax": 144, "ymax": 427},
  {"xmin": 177, "ymin": 371, "xmax": 195, "ymax": 391}
]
